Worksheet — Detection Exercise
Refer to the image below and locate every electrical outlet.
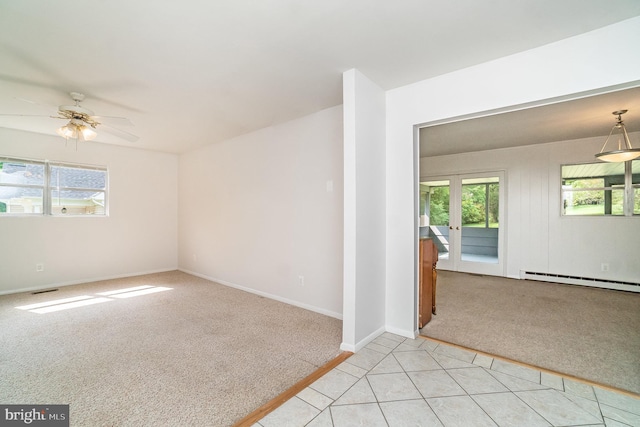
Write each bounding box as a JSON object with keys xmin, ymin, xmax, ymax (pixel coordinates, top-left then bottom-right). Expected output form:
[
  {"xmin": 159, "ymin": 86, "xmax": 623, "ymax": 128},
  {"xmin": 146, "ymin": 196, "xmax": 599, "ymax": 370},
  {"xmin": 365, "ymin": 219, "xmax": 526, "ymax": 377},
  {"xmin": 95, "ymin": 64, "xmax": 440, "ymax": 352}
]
[
  {"xmin": 601, "ymin": 263, "xmax": 609, "ymax": 272},
  {"xmin": 298, "ymin": 275, "xmax": 305, "ymax": 286},
  {"xmin": 36, "ymin": 263, "xmax": 44, "ymax": 272}
]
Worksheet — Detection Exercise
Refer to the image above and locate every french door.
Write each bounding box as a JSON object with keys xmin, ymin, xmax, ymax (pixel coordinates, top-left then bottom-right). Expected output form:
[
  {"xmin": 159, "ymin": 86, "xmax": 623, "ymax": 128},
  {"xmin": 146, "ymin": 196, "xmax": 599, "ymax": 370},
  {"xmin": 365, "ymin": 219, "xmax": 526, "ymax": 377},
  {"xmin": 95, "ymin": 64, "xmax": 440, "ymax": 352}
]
[{"xmin": 419, "ymin": 171, "xmax": 505, "ymax": 276}]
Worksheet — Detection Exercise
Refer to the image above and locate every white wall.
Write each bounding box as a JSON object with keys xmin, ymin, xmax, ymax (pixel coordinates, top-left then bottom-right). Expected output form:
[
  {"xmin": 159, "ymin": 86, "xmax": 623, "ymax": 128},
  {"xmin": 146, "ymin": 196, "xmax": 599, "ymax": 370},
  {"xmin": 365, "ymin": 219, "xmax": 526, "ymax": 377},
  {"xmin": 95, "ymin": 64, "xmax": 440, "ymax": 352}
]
[
  {"xmin": 384, "ymin": 17, "xmax": 640, "ymax": 336},
  {"xmin": 178, "ymin": 106, "xmax": 343, "ymax": 318},
  {"xmin": 421, "ymin": 133, "xmax": 640, "ymax": 284},
  {"xmin": 0, "ymin": 128, "xmax": 179, "ymax": 294},
  {"xmin": 342, "ymin": 70, "xmax": 386, "ymax": 351}
]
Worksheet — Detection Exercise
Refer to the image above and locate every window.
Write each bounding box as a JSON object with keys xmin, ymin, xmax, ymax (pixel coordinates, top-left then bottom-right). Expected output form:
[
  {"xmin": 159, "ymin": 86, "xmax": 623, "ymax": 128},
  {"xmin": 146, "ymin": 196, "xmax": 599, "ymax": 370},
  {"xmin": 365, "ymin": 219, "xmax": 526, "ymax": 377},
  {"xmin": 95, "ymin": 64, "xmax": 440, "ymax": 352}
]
[
  {"xmin": 0, "ymin": 159, "xmax": 45, "ymax": 214},
  {"xmin": 49, "ymin": 164, "xmax": 107, "ymax": 215},
  {"xmin": 420, "ymin": 181, "xmax": 450, "ymax": 227},
  {"xmin": 0, "ymin": 157, "xmax": 107, "ymax": 216},
  {"xmin": 461, "ymin": 177, "xmax": 499, "ymax": 228},
  {"xmin": 561, "ymin": 160, "xmax": 639, "ymax": 216}
]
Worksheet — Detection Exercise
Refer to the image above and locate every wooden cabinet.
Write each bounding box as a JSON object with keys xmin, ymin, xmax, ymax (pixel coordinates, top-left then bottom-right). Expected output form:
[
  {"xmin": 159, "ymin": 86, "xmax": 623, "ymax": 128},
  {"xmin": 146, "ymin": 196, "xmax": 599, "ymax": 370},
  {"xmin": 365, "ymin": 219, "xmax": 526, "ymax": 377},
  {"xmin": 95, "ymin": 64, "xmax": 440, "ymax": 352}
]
[{"xmin": 419, "ymin": 238, "xmax": 438, "ymax": 328}]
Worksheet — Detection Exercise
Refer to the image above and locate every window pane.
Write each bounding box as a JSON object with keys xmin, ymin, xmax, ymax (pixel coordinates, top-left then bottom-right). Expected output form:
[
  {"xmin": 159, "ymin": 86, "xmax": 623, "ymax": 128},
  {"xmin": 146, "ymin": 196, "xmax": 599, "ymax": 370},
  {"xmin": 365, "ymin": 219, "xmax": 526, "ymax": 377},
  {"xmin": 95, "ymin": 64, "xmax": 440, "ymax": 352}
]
[
  {"xmin": 427, "ymin": 185, "xmax": 450, "ymax": 226},
  {"xmin": 562, "ymin": 163, "xmax": 625, "ymax": 179},
  {"xmin": 461, "ymin": 184, "xmax": 486, "ymax": 226},
  {"xmin": 563, "ymin": 190, "xmax": 604, "ymax": 215},
  {"xmin": 420, "ymin": 180, "xmax": 451, "ymax": 262},
  {"xmin": 0, "ymin": 160, "xmax": 45, "ymax": 185},
  {"xmin": 611, "ymin": 188, "xmax": 625, "ymax": 215},
  {"xmin": 49, "ymin": 164, "xmax": 107, "ymax": 216},
  {"xmin": 0, "ymin": 159, "xmax": 45, "ymax": 214},
  {"xmin": 51, "ymin": 190, "xmax": 105, "ymax": 215},
  {"xmin": 0, "ymin": 187, "xmax": 43, "ymax": 214},
  {"xmin": 50, "ymin": 165, "xmax": 106, "ymax": 190},
  {"xmin": 561, "ymin": 162, "xmax": 627, "ymax": 216},
  {"xmin": 488, "ymin": 183, "xmax": 499, "ymax": 228},
  {"xmin": 460, "ymin": 177, "xmax": 499, "ymax": 228},
  {"xmin": 460, "ymin": 177, "xmax": 499, "ymax": 264},
  {"xmin": 562, "ymin": 177, "xmax": 604, "ymax": 190}
]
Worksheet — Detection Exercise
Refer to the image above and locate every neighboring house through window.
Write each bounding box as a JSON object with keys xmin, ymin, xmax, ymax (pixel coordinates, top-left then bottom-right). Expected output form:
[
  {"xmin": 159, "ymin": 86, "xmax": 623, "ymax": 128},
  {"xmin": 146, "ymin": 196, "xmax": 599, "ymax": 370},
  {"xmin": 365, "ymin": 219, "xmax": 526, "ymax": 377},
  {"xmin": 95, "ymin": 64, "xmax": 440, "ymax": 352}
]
[{"xmin": 0, "ymin": 157, "xmax": 107, "ymax": 216}]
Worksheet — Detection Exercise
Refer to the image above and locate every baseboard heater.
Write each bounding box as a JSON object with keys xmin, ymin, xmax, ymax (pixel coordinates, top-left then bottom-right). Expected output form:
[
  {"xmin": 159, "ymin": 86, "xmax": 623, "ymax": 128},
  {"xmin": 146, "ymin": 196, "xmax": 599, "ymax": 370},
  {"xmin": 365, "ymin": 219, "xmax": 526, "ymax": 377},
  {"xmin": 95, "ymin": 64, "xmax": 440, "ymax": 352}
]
[{"xmin": 522, "ymin": 271, "xmax": 639, "ymax": 293}]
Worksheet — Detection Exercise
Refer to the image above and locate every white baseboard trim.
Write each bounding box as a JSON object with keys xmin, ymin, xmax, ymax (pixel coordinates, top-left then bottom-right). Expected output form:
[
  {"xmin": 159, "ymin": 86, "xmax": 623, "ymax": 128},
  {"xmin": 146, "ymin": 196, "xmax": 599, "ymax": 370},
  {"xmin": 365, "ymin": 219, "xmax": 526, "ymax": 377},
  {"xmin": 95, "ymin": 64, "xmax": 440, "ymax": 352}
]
[
  {"xmin": 340, "ymin": 325, "xmax": 386, "ymax": 353},
  {"xmin": 355, "ymin": 326, "xmax": 386, "ymax": 352},
  {"xmin": 0, "ymin": 268, "xmax": 178, "ymax": 296},
  {"xmin": 340, "ymin": 342, "xmax": 355, "ymax": 352},
  {"xmin": 385, "ymin": 325, "xmax": 416, "ymax": 340},
  {"xmin": 179, "ymin": 268, "xmax": 343, "ymax": 320}
]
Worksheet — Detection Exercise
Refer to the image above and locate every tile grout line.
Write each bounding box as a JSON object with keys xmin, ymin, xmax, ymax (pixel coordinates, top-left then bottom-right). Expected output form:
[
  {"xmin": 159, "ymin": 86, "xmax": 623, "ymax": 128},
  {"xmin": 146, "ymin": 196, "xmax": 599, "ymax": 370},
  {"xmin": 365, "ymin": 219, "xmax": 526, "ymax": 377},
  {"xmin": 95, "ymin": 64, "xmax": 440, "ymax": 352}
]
[
  {"xmin": 254, "ymin": 333, "xmax": 640, "ymax": 426},
  {"xmin": 419, "ymin": 334, "xmax": 640, "ymax": 399}
]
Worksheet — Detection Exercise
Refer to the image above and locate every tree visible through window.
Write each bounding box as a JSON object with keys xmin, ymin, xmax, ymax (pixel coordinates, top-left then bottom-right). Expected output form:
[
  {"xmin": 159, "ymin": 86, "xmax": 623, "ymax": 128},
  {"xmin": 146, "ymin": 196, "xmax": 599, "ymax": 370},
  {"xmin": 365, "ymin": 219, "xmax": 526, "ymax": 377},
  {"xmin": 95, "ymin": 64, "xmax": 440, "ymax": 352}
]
[
  {"xmin": 427, "ymin": 186, "xmax": 450, "ymax": 226},
  {"xmin": 461, "ymin": 182, "xmax": 499, "ymax": 228},
  {"xmin": 562, "ymin": 160, "xmax": 638, "ymax": 216}
]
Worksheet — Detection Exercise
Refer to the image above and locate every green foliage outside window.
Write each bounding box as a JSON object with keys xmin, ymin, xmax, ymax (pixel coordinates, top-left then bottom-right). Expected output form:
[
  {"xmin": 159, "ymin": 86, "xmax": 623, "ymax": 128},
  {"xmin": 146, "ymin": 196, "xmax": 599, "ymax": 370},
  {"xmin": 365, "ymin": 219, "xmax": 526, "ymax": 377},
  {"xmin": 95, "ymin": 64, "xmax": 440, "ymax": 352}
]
[
  {"xmin": 461, "ymin": 183, "xmax": 499, "ymax": 227},
  {"xmin": 424, "ymin": 182, "xmax": 499, "ymax": 227},
  {"xmin": 428, "ymin": 187, "xmax": 449, "ymax": 225}
]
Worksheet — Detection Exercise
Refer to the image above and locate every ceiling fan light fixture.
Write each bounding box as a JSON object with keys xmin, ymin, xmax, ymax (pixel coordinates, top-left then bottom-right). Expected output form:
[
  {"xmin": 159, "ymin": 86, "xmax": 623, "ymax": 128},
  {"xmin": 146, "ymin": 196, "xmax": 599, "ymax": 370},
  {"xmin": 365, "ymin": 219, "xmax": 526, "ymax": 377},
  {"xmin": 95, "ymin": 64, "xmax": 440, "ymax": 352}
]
[
  {"xmin": 56, "ymin": 123, "xmax": 77, "ymax": 139},
  {"xmin": 80, "ymin": 125, "xmax": 97, "ymax": 141},
  {"xmin": 56, "ymin": 119, "xmax": 97, "ymax": 141},
  {"xmin": 596, "ymin": 110, "xmax": 640, "ymax": 162}
]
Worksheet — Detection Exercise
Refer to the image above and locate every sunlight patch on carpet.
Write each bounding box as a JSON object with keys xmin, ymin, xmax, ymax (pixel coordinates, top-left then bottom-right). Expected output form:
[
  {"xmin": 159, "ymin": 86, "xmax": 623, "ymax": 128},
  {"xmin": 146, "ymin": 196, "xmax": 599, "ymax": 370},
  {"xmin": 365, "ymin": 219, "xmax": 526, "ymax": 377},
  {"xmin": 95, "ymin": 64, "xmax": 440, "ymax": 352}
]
[
  {"xmin": 108, "ymin": 287, "xmax": 172, "ymax": 298},
  {"xmin": 16, "ymin": 286, "xmax": 172, "ymax": 314}
]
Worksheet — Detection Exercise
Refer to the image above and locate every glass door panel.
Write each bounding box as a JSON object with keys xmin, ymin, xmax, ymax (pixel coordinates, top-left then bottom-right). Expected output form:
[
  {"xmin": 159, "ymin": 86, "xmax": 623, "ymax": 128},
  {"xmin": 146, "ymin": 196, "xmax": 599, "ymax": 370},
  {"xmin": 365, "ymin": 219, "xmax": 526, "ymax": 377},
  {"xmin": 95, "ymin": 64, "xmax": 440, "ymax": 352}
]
[
  {"xmin": 460, "ymin": 177, "xmax": 499, "ymax": 264},
  {"xmin": 419, "ymin": 179, "xmax": 452, "ymax": 269}
]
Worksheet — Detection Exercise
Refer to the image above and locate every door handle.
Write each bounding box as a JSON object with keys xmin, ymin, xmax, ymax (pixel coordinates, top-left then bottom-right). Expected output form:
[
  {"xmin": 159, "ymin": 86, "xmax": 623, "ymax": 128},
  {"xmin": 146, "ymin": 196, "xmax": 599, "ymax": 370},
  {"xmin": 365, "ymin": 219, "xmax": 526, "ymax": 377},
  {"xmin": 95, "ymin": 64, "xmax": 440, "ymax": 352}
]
[
  {"xmin": 449, "ymin": 226, "xmax": 453, "ymax": 230},
  {"xmin": 456, "ymin": 226, "xmax": 460, "ymax": 230}
]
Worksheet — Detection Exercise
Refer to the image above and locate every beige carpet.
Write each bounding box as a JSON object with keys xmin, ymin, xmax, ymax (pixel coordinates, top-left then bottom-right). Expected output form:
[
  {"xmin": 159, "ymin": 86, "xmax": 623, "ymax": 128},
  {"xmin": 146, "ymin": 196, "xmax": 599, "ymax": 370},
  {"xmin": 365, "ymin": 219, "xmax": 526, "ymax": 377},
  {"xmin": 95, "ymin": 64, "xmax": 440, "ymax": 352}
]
[
  {"xmin": 421, "ymin": 271, "xmax": 640, "ymax": 395},
  {"xmin": 0, "ymin": 271, "xmax": 342, "ymax": 426}
]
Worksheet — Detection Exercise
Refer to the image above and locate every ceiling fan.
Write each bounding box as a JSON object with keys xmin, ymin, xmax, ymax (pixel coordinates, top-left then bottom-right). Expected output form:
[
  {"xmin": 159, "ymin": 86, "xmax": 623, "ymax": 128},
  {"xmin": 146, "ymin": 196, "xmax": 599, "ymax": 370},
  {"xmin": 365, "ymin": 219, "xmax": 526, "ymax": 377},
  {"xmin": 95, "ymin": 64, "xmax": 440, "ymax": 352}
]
[{"xmin": 0, "ymin": 91, "xmax": 139, "ymax": 143}]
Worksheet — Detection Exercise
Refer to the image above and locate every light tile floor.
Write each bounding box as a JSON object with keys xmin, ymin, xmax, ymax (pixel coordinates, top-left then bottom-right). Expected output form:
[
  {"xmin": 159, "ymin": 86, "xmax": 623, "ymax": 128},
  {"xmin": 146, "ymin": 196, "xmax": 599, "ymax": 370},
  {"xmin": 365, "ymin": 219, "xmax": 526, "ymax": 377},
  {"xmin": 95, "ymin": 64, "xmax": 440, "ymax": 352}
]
[{"xmin": 254, "ymin": 332, "xmax": 640, "ymax": 427}]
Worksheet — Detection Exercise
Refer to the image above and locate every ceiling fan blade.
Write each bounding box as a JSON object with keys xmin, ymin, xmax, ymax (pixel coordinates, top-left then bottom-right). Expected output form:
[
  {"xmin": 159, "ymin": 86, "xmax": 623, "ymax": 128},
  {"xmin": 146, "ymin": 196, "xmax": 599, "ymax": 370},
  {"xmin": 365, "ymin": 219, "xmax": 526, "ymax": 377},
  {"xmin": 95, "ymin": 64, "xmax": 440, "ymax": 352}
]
[
  {"xmin": 0, "ymin": 113, "xmax": 52, "ymax": 118},
  {"xmin": 92, "ymin": 115, "xmax": 134, "ymax": 127},
  {"xmin": 14, "ymin": 96, "xmax": 53, "ymax": 108},
  {"xmin": 84, "ymin": 95, "xmax": 145, "ymax": 114},
  {"xmin": 100, "ymin": 123, "xmax": 139, "ymax": 142},
  {"xmin": 15, "ymin": 97, "xmax": 56, "ymax": 109}
]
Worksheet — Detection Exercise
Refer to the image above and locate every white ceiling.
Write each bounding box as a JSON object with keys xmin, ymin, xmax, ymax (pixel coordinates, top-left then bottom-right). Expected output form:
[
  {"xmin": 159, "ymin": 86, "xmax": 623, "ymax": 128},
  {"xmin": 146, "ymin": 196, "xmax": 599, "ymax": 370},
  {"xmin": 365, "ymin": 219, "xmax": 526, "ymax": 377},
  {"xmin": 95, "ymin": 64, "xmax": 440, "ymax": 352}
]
[
  {"xmin": 1, "ymin": 1, "xmax": 640, "ymax": 154},
  {"xmin": 420, "ymin": 86, "xmax": 640, "ymax": 157}
]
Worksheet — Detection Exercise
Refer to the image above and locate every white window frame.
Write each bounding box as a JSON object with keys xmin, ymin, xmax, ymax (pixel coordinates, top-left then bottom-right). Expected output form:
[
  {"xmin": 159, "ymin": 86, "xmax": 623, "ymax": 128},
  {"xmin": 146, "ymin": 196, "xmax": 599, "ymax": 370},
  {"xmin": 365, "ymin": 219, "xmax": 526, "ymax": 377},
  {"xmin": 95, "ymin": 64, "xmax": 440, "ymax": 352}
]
[
  {"xmin": 561, "ymin": 160, "xmax": 638, "ymax": 217},
  {"xmin": 0, "ymin": 156, "xmax": 108, "ymax": 217},
  {"xmin": 0, "ymin": 157, "xmax": 46, "ymax": 215}
]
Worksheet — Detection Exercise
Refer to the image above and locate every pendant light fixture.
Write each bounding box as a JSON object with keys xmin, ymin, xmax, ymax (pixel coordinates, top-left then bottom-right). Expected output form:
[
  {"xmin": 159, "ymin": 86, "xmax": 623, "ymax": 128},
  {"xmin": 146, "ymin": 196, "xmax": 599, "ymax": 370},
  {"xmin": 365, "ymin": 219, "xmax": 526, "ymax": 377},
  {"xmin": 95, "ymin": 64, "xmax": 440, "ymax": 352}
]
[{"xmin": 595, "ymin": 110, "xmax": 640, "ymax": 162}]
